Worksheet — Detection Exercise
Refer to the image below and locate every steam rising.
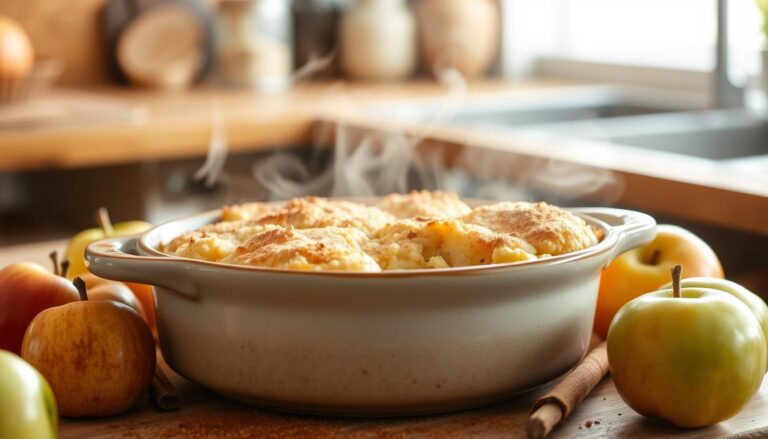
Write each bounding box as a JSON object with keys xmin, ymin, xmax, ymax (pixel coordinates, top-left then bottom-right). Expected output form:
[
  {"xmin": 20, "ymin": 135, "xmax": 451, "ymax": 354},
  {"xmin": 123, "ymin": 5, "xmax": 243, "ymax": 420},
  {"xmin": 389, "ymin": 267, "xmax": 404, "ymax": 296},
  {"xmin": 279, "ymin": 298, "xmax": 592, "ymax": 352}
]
[
  {"xmin": 194, "ymin": 99, "xmax": 228, "ymax": 188},
  {"xmin": 291, "ymin": 51, "xmax": 337, "ymax": 84},
  {"xmin": 197, "ymin": 61, "xmax": 624, "ymax": 206},
  {"xmin": 194, "ymin": 52, "xmax": 337, "ymax": 189},
  {"xmin": 252, "ymin": 67, "xmax": 468, "ymax": 200}
]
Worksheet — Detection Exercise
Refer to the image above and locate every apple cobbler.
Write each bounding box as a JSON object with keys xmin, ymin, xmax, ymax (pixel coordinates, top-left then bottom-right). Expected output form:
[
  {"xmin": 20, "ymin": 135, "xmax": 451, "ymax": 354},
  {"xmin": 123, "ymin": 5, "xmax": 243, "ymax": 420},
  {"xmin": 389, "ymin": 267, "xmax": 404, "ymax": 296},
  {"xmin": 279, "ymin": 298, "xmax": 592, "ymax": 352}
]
[
  {"xmin": 162, "ymin": 191, "xmax": 599, "ymax": 272},
  {"xmin": 463, "ymin": 202, "xmax": 599, "ymax": 256},
  {"xmin": 367, "ymin": 218, "xmax": 536, "ymax": 270},
  {"xmin": 377, "ymin": 190, "xmax": 472, "ymax": 219}
]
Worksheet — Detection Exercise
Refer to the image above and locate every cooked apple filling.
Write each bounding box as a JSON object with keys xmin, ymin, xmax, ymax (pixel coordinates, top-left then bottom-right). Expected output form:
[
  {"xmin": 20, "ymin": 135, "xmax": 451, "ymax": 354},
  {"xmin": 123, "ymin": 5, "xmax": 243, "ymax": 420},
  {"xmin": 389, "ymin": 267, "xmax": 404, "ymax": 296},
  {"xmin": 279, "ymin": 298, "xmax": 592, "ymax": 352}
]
[
  {"xmin": 161, "ymin": 192, "xmax": 599, "ymax": 271},
  {"xmin": 367, "ymin": 218, "xmax": 536, "ymax": 270}
]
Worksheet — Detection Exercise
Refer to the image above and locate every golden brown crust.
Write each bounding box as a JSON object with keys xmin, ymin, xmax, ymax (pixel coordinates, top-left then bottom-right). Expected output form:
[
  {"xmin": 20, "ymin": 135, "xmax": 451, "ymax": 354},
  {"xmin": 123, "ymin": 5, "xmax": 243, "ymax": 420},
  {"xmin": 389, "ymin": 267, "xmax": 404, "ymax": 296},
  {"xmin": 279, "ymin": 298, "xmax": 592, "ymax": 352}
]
[
  {"xmin": 253, "ymin": 197, "xmax": 395, "ymax": 235},
  {"xmin": 221, "ymin": 226, "xmax": 381, "ymax": 272},
  {"xmin": 367, "ymin": 218, "xmax": 536, "ymax": 270},
  {"xmin": 378, "ymin": 190, "xmax": 471, "ymax": 219},
  {"xmin": 463, "ymin": 202, "xmax": 598, "ymax": 256},
  {"xmin": 163, "ymin": 193, "xmax": 599, "ymax": 271},
  {"xmin": 162, "ymin": 221, "xmax": 277, "ymax": 261},
  {"xmin": 221, "ymin": 202, "xmax": 273, "ymax": 221}
]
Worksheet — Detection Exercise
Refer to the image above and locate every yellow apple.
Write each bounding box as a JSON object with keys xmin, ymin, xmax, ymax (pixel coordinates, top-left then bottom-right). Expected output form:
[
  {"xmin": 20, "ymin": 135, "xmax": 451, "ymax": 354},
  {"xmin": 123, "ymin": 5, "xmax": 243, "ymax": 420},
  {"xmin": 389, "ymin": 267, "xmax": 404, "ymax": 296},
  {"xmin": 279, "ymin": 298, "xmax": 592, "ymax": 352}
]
[
  {"xmin": 594, "ymin": 224, "xmax": 723, "ymax": 339},
  {"xmin": 21, "ymin": 278, "xmax": 155, "ymax": 417},
  {"xmin": 608, "ymin": 267, "xmax": 766, "ymax": 428},
  {"xmin": 64, "ymin": 208, "xmax": 151, "ymax": 279}
]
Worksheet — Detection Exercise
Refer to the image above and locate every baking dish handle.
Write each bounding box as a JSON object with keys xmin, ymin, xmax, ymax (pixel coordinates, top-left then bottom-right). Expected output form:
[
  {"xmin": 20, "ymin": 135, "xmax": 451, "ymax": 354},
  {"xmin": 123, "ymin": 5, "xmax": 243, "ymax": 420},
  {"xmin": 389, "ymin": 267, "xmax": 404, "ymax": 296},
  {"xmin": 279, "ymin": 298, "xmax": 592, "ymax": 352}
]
[
  {"xmin": 85, "ymin": 235, "xmax": 199, "ymax": 301},
  {"xmin": 572, "ymin": 207, "xmax": 657, "ymax": 261}
]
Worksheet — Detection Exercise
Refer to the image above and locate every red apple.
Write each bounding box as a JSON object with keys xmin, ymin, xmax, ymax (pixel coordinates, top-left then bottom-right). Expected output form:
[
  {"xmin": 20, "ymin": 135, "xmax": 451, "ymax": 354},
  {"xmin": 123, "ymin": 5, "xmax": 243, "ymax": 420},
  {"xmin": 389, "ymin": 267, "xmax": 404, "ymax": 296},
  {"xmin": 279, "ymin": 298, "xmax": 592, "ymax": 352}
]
[
  {"xmin": 0, "ymin": 262, "xmax": 79, "ymax": 355},
  {"xmin": 78, "ymin": 273, "xmax": 146, "ymax": 318},
  {"xmin": 21, "ymin": 278, "xmax": 155, "ymax": 417},
  {"xmin": 594, "ymin": 225, "xmax": 724, "ymax": 339}
]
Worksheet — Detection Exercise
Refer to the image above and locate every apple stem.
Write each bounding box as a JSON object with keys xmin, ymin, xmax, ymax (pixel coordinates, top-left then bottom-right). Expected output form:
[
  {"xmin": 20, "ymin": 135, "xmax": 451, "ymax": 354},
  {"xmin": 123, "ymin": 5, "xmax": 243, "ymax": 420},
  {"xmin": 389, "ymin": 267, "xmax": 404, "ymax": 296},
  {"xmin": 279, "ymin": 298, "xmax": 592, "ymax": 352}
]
[
  {"xmin": 96, "ymin": 207, "xmax": 114, "ymax": 236},
  {"xmin": 61, "ymin": 260, "xmax": 70, "ymax": 279},
  {"xmin": 672, "ymin": 264, "xmax": 682, "ymax": 298},
  {"xmin": 49, "ymin": 251, "xmax": 60, "ymax": 276},
  {"xmin": 73, "ymin": 277, "xmax": 88, "ymax": 301}
]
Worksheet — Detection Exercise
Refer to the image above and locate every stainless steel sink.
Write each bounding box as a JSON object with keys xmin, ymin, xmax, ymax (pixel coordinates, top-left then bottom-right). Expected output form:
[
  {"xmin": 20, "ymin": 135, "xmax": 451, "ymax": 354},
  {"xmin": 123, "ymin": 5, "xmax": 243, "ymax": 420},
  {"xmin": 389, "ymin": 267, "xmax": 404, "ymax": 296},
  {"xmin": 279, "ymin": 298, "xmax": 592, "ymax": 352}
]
[
  {"xmin": 609, "ymin": 112, "xmax": 768, "ymax": 160},
  {"xmin": 454, "ymin": 101, "xmax": 670, "ymax": 127},
  {"xmin": 528, "ymin": 110, "xmax": 768, "ymax": 161},
  {"xmin": 372, "ymin": 86, "xmax": 702, "ymax": 127},
  {"xmin": 373, "ymin": 85, "xmax": 768, "ymax": 170}
]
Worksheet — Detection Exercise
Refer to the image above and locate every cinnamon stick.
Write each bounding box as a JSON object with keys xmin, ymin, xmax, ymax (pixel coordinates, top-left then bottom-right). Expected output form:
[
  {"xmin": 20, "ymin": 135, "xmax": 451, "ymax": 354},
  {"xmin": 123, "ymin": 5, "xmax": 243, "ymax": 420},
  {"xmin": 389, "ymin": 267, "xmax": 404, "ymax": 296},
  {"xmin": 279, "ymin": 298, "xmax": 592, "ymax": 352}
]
[
  {"xmin": 150, "ymin": 366, "xmax": 179, "ymax": 411},
  {"xmin": 527, "ymin": 341, "xmax": 609, "ymax": 438}
]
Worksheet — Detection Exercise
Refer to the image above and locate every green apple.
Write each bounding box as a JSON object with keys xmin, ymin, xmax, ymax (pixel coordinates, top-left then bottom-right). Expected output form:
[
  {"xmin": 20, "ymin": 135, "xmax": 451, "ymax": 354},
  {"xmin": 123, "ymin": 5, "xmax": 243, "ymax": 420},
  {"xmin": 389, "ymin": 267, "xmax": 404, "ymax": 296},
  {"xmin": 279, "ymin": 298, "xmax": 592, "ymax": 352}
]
[
  {"xmin": 64, "ymin": 208, "xmax": 151, "ymax": 279},
  {"xmin": 0, "ymin": 350, "xmax": 57, "ymax": 438},
  {"xmin": 660, "ymin": 277, "xmax": 768, "ymax": 368},
  {"xmin": 608, "ymin": 267, "xmax": 766, "ymax": 428}
]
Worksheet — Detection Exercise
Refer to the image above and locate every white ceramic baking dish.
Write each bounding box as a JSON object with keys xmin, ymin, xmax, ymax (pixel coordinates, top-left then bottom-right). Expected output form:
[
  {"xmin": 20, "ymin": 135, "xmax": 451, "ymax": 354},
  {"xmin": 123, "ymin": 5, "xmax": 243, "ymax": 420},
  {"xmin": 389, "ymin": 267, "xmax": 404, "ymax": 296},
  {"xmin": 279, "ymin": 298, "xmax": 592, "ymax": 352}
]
[{"xmin": 85, "ymin": 202, "xmax": 655, "ymax": 416}]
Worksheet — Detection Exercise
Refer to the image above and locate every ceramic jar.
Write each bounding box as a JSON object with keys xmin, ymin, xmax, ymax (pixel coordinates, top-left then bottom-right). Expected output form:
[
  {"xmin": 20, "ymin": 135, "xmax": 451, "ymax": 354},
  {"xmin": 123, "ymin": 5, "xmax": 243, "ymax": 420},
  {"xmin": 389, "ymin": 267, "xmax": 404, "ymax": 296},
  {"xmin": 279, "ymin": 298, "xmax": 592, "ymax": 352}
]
[
  {"xmin": 339, "ymin": 0, "xmax": 416, "ymax": 81},
  {"xmin": 417, "ymin": 0, "xmax": 500, "ymax": 79},
  {"xmin": 215, "ymin": 0, "xmax": 293, "ymax": 92}
]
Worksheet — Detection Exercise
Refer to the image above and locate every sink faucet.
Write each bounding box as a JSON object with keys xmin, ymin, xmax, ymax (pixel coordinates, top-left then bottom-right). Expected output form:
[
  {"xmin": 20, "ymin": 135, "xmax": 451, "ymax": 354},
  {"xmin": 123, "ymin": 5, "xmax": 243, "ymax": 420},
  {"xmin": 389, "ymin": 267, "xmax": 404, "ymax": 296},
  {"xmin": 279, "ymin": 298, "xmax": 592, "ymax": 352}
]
[{"xmin": 715, "ymin": 0, "xmax": 745, "ymax": 108}]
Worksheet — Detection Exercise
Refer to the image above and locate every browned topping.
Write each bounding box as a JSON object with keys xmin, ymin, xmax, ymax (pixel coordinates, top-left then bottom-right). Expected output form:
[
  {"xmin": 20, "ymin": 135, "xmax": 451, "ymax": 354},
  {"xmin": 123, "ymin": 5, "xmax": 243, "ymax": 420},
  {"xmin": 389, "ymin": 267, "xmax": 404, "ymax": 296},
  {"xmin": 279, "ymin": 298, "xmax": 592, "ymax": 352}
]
[
  {"xmin": 161, "ymin": 193, "xmax": 599, "ymax": 272},
  {"xmin": 463, "ymin": 201, "xmax": 598, "ymax": 256},
  {"xmin": 221, "ymin": 201, "xmax": 273, "ymax": 221},
  {"xmin": 222, "ymin": 227, "xmax": 380, "ymax": 271},
  {"xmin": 252, "ymin": 197, "xmax": 394, "ymax": 235},
  {"xmin": 368, "ymin": 218, "xmax": 536, "ymax": 270},
  {"xmin": 378, "ymin": 190, "xmax": 471, "ymax": 219}
]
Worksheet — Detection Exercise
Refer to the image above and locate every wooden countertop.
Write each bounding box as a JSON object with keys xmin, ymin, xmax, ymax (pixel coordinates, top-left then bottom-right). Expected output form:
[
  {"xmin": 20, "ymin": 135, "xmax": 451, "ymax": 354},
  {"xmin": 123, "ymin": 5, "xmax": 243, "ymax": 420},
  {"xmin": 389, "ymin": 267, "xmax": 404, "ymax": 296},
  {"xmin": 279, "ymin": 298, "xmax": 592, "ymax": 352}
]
[
  {"xmin": 5, "ymin": 240, "xmax": 768, "ymax": 439},
  {"xmin": 0, "ymin": 80, "xmax": 565, "ymax": 171},
  {"xmin": 58, "ymin": 364, "xmax": 768, "ymax": 439},
  {"xmin": 1, "ymin": 79, "xmax": 767, "ymax": 234}
]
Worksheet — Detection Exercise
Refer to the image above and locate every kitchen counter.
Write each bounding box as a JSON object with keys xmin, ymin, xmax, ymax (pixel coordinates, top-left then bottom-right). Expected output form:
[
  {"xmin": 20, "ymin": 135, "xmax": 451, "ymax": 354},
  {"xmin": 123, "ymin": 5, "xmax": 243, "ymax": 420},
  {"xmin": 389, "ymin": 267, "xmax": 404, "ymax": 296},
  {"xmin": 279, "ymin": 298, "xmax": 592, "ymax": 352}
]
[
  {"xmin": 58, "ymin": 363, "xmax": 768, "ymax": 439},
  {"xmin": 0, "ymin": 81, "xmax": 564, "ymax": 171},
  {"xmin": 5, "ymin": 240, "xmax": 768, "ymax": 439},
  {"xmin": 1, "ymin": 80, "xmax": 767, "ymax": 235}
]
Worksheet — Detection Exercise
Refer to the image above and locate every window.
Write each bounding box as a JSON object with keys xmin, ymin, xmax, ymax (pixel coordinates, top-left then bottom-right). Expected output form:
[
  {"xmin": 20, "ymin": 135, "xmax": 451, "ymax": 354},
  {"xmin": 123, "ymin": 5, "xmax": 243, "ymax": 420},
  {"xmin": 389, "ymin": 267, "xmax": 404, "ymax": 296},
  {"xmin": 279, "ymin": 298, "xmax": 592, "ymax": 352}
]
[{"xmin": 503, "ymin": 0, "xmax": 763, "ymax": 82}]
